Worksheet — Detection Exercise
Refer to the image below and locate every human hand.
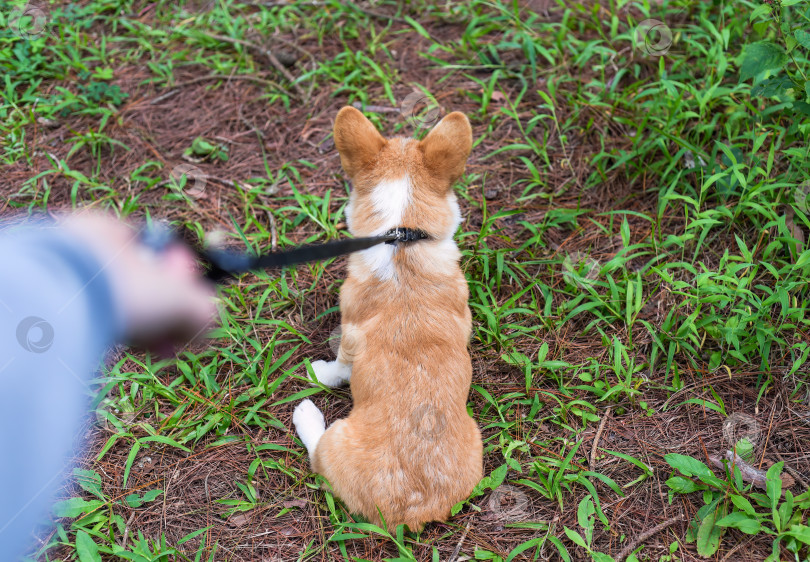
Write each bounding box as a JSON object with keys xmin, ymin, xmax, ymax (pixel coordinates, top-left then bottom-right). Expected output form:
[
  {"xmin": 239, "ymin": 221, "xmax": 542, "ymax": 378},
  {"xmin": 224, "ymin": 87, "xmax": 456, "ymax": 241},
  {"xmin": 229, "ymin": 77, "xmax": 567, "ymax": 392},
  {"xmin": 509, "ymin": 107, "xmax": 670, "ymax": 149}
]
[{"xmin": 60, "ymin": 212, "xmax": 218, "ymax": 348}]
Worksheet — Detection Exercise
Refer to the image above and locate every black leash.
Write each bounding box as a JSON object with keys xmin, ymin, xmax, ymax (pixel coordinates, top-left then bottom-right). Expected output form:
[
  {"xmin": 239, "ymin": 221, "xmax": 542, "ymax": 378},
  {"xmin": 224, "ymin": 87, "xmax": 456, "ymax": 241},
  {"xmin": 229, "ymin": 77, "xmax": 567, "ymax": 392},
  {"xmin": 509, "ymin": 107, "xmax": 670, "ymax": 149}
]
[{"xmin": 140, "ymin": 225, "xmax": 431, "ymax": 283}]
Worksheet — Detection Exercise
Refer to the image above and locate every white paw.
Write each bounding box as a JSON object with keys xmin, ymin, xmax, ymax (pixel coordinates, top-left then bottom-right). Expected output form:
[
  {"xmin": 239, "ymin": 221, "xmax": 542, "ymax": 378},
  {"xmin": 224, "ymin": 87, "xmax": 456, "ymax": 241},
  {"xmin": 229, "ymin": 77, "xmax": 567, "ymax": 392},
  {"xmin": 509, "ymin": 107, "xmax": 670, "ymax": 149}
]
[
  {"xmin": 310, "ymin": 359, "xmax": 351, "ymax": 388},
  {"xmin": 293, "ymin": 399, "xmax": 325, "ymax": 453}
]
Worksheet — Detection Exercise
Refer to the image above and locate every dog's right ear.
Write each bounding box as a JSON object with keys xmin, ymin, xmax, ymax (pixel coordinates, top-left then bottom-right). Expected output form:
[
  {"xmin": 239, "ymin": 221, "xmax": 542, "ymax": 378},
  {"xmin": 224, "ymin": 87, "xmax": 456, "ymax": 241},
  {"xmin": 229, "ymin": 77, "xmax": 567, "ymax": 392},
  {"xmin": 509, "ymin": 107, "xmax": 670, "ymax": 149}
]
[{"xmin": 333, "ymin": 106, "xmax": 386, "ymax": 178}]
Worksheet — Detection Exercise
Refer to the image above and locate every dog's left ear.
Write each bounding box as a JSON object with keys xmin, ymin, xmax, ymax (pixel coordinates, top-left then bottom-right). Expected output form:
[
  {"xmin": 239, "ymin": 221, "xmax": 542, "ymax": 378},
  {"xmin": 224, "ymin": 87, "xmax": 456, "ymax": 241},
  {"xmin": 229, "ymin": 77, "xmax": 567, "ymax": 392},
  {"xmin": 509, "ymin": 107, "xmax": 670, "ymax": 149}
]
[
  {"xmin": 334, "ymin": 106, "xmax": 387, "ymax": 178},
  {"xmin": 419, "ymin": 112, "xmax": 473, "ymax": 186}
]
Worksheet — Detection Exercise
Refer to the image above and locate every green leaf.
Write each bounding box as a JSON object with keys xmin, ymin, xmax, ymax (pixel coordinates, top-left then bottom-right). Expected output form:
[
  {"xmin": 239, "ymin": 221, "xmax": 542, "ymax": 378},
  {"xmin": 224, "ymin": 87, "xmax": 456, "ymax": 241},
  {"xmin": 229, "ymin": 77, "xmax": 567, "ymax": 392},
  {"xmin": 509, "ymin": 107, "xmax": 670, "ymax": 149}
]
[
  {"xmin": 75, "ymin": 530, "xmax": 102, "ymax": 562},
  {"xmin": 740, "ymin": 41, "xmax": 788, "ymax": 82},
  {"xmin": 548, "ymin": 535, "xmax": 571, "ymax": 562},
  {"xmin": 138, "ymin": 435, "xmax": 191, "ymax": 452},
  {"xmin": 730, "ymin": 495, "xmax": 756, "ymax": 517},
  {"xmin": 577, "ymin": 496, "xmax": 595, "ymax": 530},
  {"xmin": 271, "ymin": 386, "xmax": 323, "ymax": 407},
  {"xmin": 664, "ymin": 454, "xmax": 713, "ymax": 479},
  {"xmin": 751, "ymin": 75, "xmax": 794, "ymax": 97},
  {"xmin": 766, "ymin": 462, "xmax": 784, "ymax": 512},
  {"xmin": 403, "ymin": 16, "xmax": 431, "ymax": 40},
  {"xmin": 122, "ymin": 441, "xmax": 141, "ymax": 488},
  {"xmin": 716, "ymin": 512, "xmax": 761, "ymax": 534},
  {"xmin": 696, "ymin": 510, "xmax": 723, "ymax": 557},
  {"xmin": 779, "ymin": 491, "xmax": 794, "ymax": 533},
  {"xmin": 796, "ymin": 30, "xmax": 810, "ymax": 50},
  {"xmin": 735, "ymin": 438, "xmax": 755, "ymax": 463},
  {"xmin": 677, "ymin": 397, "xmax": 726, "ymax": 415},
  {"xmin": 563, "ymin": 527, "xmax": 587, "ymax": 549},
  {"xmin": 53, "ymin": 498, "xmax": 105, "ymax": 518},
  {"xmin": 124, "ymin": 489, "xmax": 164, "ymax": 508},
  {"xmin": 785, "ymin": 524, "xmax": 810, "ymax": 544},
  {"xmin": 506, "ymin": 537, "xmax": 546, "ymax": 562},
  {"xmin": 749, "ymin": 3, "xmax": 773, "ymax": 23},
  {"xmin": 471, "ymin": 464, "xmax": 509, "ymax": 497},
  {"xmin": 73, "ymin": 468, "xmax": 104, "ymax": 500},
  {"xmin": 666, "ymin": 476, "xmax": 705, "ymax": 494},
  {"xmin": 501, "ymin": 351, "xmax": 530, "ymax": 366},
  {"xmin": 601, "ymin": 449, "xmax": 652, "ymax": 475}
]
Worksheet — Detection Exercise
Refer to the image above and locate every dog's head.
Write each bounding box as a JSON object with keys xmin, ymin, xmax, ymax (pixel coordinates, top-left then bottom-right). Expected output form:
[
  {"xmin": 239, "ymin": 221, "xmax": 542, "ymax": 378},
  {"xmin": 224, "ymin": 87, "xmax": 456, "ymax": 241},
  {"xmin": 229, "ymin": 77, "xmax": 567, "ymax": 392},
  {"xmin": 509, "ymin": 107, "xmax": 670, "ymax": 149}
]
[{"xmin": 333, "ymin": 106, "xmax": 472, "ymax": 244}]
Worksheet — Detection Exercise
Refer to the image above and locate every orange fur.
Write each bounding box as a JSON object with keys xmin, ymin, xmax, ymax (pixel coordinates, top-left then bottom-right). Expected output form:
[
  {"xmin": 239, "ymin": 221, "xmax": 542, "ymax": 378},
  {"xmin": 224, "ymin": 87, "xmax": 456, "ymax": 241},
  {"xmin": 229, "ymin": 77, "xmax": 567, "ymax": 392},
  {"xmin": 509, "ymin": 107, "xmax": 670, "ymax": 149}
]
[{"xmin": 296, "ymin": 106, "xmax": 482, "ymax": 531}]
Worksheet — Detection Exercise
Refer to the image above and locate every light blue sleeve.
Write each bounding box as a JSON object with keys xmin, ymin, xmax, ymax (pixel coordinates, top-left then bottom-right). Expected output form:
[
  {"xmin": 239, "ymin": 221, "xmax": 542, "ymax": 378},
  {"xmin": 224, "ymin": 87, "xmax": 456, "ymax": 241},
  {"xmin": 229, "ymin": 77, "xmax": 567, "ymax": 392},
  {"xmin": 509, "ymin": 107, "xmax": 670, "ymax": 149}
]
[{"xmin": 0, "ymin": 224, "xmax": 122, "ymax": 560}]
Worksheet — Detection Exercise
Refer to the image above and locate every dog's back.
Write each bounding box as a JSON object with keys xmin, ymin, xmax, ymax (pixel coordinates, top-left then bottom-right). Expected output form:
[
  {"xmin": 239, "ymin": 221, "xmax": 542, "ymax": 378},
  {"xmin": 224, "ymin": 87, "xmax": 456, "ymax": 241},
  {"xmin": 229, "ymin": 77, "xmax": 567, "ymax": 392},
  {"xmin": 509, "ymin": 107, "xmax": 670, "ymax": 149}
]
[{"xmin": 294, "ymin": 107, "xmax": 483, "ymax": 530}]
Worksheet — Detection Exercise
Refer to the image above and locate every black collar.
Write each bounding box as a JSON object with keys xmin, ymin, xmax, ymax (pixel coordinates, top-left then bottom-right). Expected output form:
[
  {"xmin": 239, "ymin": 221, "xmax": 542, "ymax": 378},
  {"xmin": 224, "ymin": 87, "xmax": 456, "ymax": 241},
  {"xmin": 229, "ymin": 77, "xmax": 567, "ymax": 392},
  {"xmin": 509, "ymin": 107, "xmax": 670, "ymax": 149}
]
[{"xmin": 383, "ymin": 227, "xmax": 431, "ymax": 245}]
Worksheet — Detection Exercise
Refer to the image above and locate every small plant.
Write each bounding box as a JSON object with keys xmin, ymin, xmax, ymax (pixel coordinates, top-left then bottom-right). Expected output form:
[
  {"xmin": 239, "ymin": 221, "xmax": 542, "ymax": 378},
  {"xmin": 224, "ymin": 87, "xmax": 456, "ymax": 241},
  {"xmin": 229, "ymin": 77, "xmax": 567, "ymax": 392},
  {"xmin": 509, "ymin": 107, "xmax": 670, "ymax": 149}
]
[
  {"xmin": 80, "ymin": 81, "xmax": 128, "ymax": 106},
  {"xmin": 743, "ymin": 0, "xmax": 810, "ymax": 111},
  {"xmin": 665, "ymin": 453, "xmax": 810, "ymax": 559},
  {"xmin": 564, "ymin": 495, "xmax": 615, "ymax": 561},
  {"xmin": 183, "ymin": 136, "xmax": 229, "ymax": 162}
]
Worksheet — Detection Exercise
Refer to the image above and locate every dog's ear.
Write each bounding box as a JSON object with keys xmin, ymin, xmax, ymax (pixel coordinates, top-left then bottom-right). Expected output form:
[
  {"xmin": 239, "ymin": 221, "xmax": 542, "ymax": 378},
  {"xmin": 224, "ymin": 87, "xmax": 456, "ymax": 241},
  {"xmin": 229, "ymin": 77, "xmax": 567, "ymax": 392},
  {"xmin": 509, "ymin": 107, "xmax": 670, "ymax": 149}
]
[
  {"xmin": 334, "ymin": 106, "xmax": 387, "ymax": 178},
  {"xmin": 419, "ymin": 112, "xmax": 472, "ymax": 186}
]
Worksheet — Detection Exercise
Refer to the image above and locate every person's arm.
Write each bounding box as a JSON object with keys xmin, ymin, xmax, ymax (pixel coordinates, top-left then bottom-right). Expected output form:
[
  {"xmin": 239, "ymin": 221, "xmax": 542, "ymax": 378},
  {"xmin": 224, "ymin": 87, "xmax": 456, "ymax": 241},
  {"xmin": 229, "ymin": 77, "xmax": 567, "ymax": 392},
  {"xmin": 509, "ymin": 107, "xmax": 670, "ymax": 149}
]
[{"xmin": 0, "ymin": 215, "xmax": 215, "ymax": 560}]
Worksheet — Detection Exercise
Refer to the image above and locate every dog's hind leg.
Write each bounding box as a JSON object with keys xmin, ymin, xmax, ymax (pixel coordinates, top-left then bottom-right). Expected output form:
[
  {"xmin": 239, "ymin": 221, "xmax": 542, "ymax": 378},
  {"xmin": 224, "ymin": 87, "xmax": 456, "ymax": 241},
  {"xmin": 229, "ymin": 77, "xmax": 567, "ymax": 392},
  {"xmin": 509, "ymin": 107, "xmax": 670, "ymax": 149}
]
[{"xmin": 293, "ymin": 399, "xmax": 325, "ymax": 464}]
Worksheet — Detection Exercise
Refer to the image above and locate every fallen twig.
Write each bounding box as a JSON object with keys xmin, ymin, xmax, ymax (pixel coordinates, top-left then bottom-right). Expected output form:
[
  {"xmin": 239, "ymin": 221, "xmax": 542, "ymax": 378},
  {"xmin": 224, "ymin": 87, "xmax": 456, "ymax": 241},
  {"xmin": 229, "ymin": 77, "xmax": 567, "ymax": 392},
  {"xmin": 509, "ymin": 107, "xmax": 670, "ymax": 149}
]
[
  {"xmin": 121, "ymin": 511, "xmax": 136, "ymax": 548},
  {"xmin": 447, "ymin": 520, "xmax": 471, "ymax": 562},
  {"xmin": 615, "ymin": 515, "xmax": 683, "ymax": 562},
  {"xmin": 589, "ymin": 407, "xmax": 611, "ymax": 469}
]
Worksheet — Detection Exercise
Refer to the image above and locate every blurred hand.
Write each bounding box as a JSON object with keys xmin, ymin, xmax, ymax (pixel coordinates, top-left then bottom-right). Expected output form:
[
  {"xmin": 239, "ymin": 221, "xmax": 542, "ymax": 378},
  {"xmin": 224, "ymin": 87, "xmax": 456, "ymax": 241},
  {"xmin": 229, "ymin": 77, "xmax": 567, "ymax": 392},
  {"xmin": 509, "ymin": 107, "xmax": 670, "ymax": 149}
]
[{"xmin": 61, "ymin": 212, "xmax": 218, "ymax": 347}]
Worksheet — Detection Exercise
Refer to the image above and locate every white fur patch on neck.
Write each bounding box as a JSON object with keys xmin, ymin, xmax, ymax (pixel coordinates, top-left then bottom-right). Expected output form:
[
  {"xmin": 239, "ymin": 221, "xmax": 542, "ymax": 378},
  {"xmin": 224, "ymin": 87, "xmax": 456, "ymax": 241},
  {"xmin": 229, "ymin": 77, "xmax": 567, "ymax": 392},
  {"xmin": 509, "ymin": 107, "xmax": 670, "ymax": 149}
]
[
  {"xmin": 358, "ymin": 176, "xmax": 412, "ymax": 281},
  {"xmin": 371, "ymin": 176, "xmax": 411, "ymax": 226},
  {"xmin": 352, "ymin": 181, "xmax": 464, "ymax": 282}
]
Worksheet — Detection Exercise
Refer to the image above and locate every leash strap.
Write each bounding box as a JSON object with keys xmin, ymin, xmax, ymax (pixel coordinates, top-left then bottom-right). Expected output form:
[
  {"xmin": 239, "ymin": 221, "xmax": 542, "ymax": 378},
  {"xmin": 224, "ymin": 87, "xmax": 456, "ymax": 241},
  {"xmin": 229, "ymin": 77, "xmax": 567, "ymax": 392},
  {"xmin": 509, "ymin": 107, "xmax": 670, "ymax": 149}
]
[
  {"xmin": 140, "ymin": 224, "xmax": 432, "ymax": 283},
  {"xmin": 202, "ymin": 234, "xmax": 397, "ymax": 282}
]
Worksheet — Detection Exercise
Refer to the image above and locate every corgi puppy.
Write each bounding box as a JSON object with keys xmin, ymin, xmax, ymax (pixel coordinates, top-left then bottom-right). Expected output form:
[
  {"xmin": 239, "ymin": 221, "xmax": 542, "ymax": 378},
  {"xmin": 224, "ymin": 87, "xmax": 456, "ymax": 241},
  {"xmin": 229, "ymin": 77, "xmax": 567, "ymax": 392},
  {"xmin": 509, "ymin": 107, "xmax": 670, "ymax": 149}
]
[{"xmin": 292, "ymin": 106, "xmax": 483, "ymax": 531}]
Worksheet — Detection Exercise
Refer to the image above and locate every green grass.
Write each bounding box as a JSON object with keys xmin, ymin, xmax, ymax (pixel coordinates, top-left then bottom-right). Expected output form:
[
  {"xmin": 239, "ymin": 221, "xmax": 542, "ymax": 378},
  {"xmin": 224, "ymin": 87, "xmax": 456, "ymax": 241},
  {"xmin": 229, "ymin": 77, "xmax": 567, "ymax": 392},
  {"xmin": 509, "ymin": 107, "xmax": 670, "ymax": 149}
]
[{"xmin": 3, "ymin": 0, "xmax": 810, "ymax": 560}]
